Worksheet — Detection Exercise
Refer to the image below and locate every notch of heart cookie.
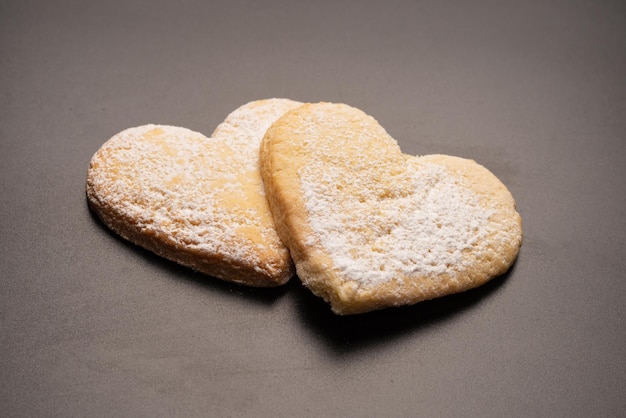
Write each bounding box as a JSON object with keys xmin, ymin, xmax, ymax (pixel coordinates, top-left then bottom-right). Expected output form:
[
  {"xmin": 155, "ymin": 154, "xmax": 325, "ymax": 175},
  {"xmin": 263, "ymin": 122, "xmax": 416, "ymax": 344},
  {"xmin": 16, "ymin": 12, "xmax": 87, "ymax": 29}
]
[{"xmin": 260, "ymin": 102, "xmax": 522, "ymax": 314}]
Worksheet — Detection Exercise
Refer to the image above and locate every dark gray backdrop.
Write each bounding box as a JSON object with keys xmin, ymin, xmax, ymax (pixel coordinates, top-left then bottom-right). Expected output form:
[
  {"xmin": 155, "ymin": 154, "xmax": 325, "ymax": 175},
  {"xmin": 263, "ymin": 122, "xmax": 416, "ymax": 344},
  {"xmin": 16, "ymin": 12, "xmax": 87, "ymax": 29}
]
[{"xmin": 1, "ymin": 0, "xmax": 625, "ymax": 416}]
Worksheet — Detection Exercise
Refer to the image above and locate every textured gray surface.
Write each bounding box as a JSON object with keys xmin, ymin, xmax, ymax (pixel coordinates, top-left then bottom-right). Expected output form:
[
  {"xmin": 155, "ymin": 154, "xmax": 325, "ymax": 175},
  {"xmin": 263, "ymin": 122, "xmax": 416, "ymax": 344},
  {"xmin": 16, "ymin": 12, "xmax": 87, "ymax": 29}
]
[{"xmin": 1, "ymin": 0, "xmax": 625, "ymax": 416}]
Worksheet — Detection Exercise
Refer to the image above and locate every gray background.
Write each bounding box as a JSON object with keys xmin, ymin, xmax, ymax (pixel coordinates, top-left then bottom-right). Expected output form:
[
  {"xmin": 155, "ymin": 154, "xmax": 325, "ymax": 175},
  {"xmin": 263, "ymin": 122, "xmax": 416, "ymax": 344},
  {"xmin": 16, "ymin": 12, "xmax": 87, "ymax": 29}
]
[{"xmin": 2, "ymin": 0, "xmax": 625, "ymax": 416}]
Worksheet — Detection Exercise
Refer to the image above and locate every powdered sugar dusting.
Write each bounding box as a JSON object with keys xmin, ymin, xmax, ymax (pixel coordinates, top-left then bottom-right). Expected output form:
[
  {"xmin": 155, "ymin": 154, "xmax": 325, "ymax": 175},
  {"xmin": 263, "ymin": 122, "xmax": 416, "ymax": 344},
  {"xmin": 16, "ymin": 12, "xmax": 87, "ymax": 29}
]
[
  {"xmin": 298, "ymin": 144, "xmax": 493, "ymax": 288},
  {"xmin": 89, "ymin": 98, "xmax": 301, "ymax": 277},
  {"xmin": 91, "ymin": 125, "xmax": 257, "ymax": 259}
]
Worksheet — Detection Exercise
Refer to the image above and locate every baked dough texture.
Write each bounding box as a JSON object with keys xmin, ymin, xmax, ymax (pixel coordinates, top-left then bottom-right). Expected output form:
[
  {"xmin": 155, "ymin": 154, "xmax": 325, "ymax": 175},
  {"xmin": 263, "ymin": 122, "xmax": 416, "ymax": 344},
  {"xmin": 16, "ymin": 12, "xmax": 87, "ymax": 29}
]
[
  {"xmin": 86, "ymin": 98, "xmax": 302, "ymax": 287},
  {"xmin": 260, "ymin": 102, "xmax": 522, "ymax": 314}
]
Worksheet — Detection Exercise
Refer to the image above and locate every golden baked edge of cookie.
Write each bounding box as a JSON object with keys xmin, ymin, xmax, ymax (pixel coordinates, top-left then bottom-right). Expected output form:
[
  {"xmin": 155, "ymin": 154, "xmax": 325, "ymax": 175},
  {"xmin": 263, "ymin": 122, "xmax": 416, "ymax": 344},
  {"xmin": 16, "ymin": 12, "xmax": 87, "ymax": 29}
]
[{"xmin": 260, "ymin": 103, "xmax": 388, "ymax": 311}]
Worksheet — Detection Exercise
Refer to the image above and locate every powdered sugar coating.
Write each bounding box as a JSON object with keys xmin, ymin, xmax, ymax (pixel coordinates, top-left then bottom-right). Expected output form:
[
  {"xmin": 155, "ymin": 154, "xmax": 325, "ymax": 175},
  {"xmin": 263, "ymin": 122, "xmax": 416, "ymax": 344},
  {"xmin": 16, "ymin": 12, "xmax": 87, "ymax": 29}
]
[
  {"xmin": 300, "ymin": 159, "xmax": 492, "ymax": 287},
  {"xmin": 87, "ymin": 98, "xmax": 302, "ymax": 286}
]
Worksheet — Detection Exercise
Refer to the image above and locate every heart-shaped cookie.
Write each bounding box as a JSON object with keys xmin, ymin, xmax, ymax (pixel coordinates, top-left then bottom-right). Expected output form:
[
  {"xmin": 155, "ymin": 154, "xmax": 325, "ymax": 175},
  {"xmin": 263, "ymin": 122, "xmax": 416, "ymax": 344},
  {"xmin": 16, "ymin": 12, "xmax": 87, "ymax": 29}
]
[
  {"xmin": 260, "ymin": 102, "xmax": 522, "ymax": 313},
  {"xmin": 87, "ymin": 98, "xmax": 302, "ymax": 286}
]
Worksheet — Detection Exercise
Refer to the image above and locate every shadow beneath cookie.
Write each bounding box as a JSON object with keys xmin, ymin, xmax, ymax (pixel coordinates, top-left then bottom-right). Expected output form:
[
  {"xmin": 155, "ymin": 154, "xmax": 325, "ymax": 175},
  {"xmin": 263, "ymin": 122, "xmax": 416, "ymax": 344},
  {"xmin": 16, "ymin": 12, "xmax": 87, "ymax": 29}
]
[
  {"xmin": 293, "ymin": 265, "xmax": 516, "ymax": 355},
  {"xmin": 87, "ymin": 204, "xmax": 291, "ymax": 306}
]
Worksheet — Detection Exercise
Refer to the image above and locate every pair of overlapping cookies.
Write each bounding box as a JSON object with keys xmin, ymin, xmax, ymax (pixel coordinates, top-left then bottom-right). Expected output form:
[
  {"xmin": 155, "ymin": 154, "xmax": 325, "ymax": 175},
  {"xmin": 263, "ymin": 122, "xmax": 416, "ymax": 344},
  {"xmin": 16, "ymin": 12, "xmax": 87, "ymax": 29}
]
[{"xmin": 87, "ymin": 99, "xmax": 522, "ymax": 315}]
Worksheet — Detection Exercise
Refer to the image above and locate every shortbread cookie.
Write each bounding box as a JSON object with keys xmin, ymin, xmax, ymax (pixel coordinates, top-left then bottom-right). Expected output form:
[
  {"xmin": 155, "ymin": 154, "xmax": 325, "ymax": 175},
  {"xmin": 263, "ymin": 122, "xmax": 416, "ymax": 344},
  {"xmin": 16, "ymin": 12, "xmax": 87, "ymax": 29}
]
[
  {"xmin": 87, "ymin": 98, "xmax": 302, "ymax": 287},
  {"xmin": 260, "ymin": 102, "xmax": 522, "ymax": 313}
]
